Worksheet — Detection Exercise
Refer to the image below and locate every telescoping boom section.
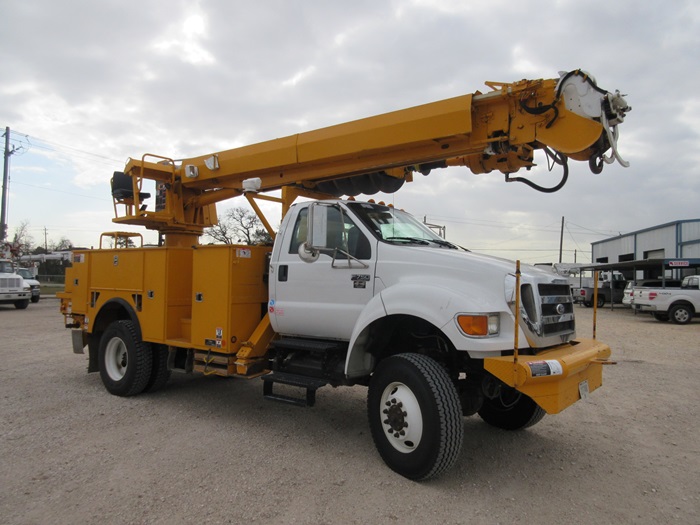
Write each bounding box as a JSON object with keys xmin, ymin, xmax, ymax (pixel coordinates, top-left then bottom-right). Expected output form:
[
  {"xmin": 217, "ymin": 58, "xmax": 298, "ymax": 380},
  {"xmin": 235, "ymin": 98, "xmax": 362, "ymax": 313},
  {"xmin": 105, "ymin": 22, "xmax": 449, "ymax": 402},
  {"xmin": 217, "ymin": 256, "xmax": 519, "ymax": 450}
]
[{"xmin": 110, "ymin": 70, "xmax": 629, "ymax": 242}]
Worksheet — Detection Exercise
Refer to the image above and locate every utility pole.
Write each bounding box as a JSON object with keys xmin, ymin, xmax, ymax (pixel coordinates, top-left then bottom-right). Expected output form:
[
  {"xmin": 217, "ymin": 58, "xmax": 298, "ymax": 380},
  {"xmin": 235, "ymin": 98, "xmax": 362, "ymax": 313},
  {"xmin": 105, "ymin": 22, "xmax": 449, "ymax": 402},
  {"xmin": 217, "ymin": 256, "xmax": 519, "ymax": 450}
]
[
  {"xmin": 558, "ymin": 216, "xmax": 565, "ymax": 263},
  {"xmin": 1, "ymin": 126, "xmax": 12, "ymax": 243}
]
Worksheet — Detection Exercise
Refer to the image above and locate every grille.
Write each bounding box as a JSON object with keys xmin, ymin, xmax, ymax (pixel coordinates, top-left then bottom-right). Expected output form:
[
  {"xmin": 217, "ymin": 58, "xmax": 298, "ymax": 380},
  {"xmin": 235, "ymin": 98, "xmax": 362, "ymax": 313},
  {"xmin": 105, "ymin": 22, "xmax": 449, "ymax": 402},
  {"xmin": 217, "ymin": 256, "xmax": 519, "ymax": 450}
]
[
  {"xmin": 1, "ymin": 277, "xmax": 22, "ymax": 289},
  {"xmin": 537, "ymin": 283, "xmax": 575, "ymax": 336}
]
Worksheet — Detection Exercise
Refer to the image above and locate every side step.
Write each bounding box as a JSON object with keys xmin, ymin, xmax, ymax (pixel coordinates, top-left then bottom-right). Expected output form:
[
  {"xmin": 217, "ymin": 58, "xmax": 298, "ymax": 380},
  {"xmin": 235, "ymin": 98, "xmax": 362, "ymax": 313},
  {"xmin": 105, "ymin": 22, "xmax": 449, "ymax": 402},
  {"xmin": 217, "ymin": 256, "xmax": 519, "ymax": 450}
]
[{"xmin": 262, "ymin": 371, "xmax": 328, "ymax": 407}]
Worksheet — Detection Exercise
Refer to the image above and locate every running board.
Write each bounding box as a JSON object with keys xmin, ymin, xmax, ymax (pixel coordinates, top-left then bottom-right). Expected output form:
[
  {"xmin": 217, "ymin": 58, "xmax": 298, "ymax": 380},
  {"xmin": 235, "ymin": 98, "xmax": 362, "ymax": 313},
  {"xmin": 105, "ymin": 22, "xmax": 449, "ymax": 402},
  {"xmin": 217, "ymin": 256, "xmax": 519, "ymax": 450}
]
[{"xmin": 262, "ymin": 371, "xmax": 328, "ymax": 407}]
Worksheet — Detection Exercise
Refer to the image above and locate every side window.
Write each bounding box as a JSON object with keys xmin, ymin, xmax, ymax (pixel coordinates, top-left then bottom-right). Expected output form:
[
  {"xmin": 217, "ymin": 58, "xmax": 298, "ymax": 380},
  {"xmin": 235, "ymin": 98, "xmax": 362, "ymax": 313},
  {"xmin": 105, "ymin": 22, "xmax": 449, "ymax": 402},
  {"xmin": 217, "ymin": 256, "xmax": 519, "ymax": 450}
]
[
  {"xmin": 288, "ymin": 206, "xmax": 371, "ymax": 260},
  {"xmin": 327, "ymin": 207, "xmax": 371, "ymax": 260},
  {"xmin": 289, "ymin": 208, "xmax": 309, "ymax": 254}
]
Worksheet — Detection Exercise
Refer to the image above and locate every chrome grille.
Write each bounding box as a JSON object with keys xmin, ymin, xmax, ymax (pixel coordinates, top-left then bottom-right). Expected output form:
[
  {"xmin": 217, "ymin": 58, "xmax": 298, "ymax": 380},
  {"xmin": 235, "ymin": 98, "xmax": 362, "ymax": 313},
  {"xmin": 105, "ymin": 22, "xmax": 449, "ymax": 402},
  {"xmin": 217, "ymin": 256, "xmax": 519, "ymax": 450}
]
[{"xmin": 538, "ymin": 283, "xmax": 575, "ymax": 336}]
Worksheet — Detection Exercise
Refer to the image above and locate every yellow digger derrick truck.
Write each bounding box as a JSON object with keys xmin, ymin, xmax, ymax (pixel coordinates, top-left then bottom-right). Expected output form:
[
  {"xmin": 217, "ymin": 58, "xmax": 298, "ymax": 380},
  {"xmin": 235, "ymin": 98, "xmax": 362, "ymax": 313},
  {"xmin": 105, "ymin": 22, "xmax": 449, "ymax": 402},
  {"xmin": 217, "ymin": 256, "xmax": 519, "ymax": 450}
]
[{"xmin": 59, "ymin": 70, "xmax": 629, "ymax": 480}]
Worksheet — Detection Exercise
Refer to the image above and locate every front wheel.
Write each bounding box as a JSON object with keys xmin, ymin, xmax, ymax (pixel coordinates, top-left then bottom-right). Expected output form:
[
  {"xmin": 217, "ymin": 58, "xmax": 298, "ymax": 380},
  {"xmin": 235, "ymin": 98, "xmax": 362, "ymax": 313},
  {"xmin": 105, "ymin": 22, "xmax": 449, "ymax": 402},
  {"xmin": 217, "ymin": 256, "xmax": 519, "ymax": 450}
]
[
  {"xmin": 31, "ymin": 295, "xmax": 40, "ymax": 303},
  {"xmin": 669, "ymin": 304, "xmax": 693, "ymax": 325},
  {"xmin": 367, "ymin": 353, "xmax": 463, "ymax": 480},
  {"xmin": 597, "ymin": 296, "xmax": 605, "ymax": 308},
  {"xmin": 99, "ymin": 320, "xmax": 152, "ymax": 397},
  {"xmin": 478, "ymin": 386, "xmax": 545, "ymax": 430},
  {"xmin": 14, "ymin": 299, "xmax": 29, "ymax": 310}
]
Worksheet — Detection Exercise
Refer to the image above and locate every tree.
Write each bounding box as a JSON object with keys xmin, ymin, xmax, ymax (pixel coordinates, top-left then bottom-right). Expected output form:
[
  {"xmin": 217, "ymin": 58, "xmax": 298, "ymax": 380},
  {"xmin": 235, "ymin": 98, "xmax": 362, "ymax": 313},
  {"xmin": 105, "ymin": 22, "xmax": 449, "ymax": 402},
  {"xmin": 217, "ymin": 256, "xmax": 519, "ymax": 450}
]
[
  {"xmin": 52, "ymin": 236, "xmax": 74, "ymax": 251},
  {"xmin": 204, "ymin": 206, "xmax": 273, "ymax": 245},
  {"xmin": 9, "ymin": 220, "xmax": 33, "ymax": 257}
]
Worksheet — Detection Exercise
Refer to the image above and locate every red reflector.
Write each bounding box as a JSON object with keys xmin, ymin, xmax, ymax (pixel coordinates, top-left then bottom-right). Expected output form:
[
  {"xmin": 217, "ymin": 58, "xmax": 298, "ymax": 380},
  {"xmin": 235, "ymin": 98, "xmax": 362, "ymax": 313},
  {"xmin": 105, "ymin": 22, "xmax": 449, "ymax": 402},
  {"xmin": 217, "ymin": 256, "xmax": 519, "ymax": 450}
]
[{"xmin": 649, "ymin": 292, "xmax": 657, "ymax": 300}]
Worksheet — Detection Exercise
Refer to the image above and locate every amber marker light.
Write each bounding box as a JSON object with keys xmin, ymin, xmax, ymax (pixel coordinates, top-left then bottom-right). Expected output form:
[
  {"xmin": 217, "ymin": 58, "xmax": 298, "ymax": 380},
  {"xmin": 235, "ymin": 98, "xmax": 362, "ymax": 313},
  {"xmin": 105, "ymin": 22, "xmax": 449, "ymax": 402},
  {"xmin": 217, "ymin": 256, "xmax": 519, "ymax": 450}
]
[{"xmin": 457, "ymin": 314, "xmax": 499, "ymax": 337}]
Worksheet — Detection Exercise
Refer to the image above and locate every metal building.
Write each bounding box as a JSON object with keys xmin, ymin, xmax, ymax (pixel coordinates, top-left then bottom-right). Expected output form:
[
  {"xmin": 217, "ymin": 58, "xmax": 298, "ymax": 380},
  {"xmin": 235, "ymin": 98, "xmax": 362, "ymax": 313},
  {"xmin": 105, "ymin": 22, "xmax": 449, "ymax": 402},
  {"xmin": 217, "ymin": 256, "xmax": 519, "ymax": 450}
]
[{"xmin": 591, "ymin": 219, "xmax": 700, "ymax": 279}]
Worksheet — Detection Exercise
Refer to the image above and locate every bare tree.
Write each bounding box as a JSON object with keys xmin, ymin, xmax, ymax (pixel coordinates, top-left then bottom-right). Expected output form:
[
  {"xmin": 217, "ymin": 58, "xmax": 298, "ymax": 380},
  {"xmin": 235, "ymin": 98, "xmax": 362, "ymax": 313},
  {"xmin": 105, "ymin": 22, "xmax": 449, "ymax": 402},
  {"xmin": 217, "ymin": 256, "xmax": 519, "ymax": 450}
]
[
  {"xmin": 51, "ymin": 236, "xmax": 74, "ymax": 251},
  {"xmin": 10, "ymin": 220, "xmax": 34, "ymax": 257},
  {"xmin": 205, "ymin": 206, "xmax": 273, "ymax": 245}
]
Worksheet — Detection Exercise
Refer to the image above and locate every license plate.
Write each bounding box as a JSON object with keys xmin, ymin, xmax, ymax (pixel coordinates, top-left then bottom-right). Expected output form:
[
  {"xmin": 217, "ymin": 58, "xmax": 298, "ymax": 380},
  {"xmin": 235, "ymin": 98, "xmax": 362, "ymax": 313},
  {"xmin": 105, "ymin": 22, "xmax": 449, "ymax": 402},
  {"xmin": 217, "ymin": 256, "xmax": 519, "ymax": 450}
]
[{"xmin": 579, "ymin": 380, "xmax": 590, "ymax": 400}]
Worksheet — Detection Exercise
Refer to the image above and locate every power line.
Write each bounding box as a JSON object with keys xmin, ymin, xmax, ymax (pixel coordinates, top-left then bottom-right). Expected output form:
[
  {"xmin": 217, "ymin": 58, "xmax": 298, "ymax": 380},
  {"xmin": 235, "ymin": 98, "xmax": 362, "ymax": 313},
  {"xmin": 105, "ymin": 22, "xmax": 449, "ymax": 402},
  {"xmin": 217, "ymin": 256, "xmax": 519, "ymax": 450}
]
[
  {"xmin": 10, "ymin": 180, "xmax": 111, "ymax": 201},
  {"xmin": 9, "ymin": 130, "xmax": 125, "ymax": 166}
]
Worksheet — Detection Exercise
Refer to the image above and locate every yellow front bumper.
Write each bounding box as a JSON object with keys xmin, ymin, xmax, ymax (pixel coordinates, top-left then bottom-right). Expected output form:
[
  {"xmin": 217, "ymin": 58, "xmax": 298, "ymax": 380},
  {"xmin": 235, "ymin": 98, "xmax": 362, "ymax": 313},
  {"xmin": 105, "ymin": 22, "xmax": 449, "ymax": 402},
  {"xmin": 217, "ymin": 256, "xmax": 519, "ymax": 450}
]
[{"xmin": 484, "ymin": 339, "xmax": 612, "ymax": 414}]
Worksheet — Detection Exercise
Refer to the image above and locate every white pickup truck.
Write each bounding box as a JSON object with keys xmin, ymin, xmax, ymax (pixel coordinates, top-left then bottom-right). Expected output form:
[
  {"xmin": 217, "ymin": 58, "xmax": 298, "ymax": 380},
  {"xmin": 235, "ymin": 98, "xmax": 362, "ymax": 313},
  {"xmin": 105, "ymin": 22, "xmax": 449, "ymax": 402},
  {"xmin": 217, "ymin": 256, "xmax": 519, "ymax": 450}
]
[{"xmin": 634, "ymin": 275, "xmax": 700, "ymax": 324}]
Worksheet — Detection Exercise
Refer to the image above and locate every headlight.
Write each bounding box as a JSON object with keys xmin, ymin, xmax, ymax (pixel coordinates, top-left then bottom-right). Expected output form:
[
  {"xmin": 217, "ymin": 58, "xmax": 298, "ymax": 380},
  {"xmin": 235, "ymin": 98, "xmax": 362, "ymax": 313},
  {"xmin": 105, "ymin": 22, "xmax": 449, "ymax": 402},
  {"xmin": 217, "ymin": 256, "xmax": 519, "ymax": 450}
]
[{"xmin": 456, "ymin": 313, "xmax": 500, "ymax": 337}]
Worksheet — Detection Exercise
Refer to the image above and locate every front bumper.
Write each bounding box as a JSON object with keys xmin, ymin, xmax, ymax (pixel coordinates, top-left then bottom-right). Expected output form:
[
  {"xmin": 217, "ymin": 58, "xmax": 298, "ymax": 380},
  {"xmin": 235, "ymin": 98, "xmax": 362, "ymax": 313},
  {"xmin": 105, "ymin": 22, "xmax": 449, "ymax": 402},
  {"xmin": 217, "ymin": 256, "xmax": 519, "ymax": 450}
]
[{"xmin": 484, "ymin": 338, "xmax": 612, "ymax": 414}]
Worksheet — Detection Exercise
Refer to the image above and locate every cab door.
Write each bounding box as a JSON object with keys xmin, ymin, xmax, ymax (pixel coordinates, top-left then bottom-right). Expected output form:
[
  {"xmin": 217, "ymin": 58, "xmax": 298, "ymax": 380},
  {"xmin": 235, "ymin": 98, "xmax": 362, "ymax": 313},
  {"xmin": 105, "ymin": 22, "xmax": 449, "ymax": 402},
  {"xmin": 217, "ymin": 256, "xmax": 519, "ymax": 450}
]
[{"xmin": 270, "ymin": 203, "xmax": 376, "ymax": 340}]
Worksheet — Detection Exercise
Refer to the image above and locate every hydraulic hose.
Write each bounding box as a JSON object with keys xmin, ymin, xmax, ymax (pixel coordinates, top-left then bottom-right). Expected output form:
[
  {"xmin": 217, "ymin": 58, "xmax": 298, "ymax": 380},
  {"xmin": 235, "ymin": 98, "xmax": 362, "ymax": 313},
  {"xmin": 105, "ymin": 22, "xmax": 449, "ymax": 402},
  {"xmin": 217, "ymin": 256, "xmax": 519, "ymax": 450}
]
[{"xmin": 506, "ymin": 149, "xmax": 569, "ymax": 193}]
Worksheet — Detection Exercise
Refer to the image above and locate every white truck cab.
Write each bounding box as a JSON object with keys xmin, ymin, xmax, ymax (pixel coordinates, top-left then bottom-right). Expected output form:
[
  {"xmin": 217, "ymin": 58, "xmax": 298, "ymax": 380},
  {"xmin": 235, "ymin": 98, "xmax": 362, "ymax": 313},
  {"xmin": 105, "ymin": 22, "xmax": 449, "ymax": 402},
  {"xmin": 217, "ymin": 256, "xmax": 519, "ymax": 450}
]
[
  {"xmin": 270, "ymin": 200, "xmax": 577, "ymax": 378},
  {"xmin": 0, "ymin": 259, "xmax": 31, "ymax": 309}
]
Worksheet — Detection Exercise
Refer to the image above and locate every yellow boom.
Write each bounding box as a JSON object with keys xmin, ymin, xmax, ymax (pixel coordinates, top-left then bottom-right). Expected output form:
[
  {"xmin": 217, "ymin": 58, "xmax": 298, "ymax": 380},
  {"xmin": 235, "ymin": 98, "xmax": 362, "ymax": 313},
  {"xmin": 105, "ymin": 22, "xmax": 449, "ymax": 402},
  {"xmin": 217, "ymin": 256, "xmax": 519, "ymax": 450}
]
[{"xmin": 111, "ymin": 70, "xmax": 629, "ymax": 243}]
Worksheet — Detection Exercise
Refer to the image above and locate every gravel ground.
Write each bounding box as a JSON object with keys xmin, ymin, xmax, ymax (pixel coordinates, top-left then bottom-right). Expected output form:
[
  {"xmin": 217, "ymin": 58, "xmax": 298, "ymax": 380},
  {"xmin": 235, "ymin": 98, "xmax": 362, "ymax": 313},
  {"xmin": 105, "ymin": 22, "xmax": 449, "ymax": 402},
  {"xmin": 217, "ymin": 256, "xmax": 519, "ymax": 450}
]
[{"xmin": 1, "ymin": 298, "xmax": 698, "ymax": 524}]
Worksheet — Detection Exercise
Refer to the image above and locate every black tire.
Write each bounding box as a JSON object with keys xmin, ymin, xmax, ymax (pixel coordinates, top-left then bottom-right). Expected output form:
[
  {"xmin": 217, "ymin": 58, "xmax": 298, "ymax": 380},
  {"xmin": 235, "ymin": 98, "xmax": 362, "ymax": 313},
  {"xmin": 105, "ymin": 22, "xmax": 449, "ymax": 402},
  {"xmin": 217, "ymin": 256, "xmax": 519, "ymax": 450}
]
[
  {"xmin": 98, "ymin": 320, "xmax": 152, "ymax": 397},
  {"xmin": 144, "ymin": 344, "xmax": 171, "ymax": 393},
  {"xmin": 596, "ymin": 296, "xmax": 605, "ymax": 308},
  {"xmin": 583, "ymin": 301, "xmax": 592, "ymax": 308},
  {"xmin": 669, "ymin": 304, "xmax": 693, "ymax": 325},
  {"xmin": 31, "ymin": 295, "xmax": 40, "ymax": 303},
  {"xmin": 367, "ymin": 353, "xmax": 463, "ymax": 481},
  {"xmin": 652, "ymin": 312, "xmax": 669, "ymax": 322},
  {"xmin": 478, "ymin": 386, "xmax": 545, "ymax": 430},
  {"xmin": 14, "ymin": 299, "xmax": 29, "ymax": 310}
]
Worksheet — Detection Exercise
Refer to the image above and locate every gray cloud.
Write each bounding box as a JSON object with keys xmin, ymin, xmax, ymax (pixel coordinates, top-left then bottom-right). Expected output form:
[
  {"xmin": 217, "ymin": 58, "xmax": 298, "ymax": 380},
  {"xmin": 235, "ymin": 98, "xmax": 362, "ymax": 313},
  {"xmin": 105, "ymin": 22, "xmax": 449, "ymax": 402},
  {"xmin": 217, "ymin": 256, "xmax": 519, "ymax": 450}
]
[{"xmin": 1, "ymin": 0, "xmax": 698, "ymax": 260}]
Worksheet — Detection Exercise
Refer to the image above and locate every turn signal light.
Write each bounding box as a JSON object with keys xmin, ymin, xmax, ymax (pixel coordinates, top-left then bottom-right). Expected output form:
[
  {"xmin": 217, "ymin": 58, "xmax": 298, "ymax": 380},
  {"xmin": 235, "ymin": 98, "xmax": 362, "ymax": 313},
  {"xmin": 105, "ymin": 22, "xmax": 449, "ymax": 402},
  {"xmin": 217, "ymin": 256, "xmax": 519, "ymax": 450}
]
[{"xmin": 457, "ymin": 314, "xmax": 499, "ymax": 337}]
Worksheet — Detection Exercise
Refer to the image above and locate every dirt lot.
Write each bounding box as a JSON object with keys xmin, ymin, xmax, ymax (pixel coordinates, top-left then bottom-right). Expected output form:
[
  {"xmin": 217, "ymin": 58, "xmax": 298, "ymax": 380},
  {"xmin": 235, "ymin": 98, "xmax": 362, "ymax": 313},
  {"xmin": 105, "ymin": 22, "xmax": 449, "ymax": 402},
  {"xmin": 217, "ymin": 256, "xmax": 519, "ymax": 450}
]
[{"xmin": 1, "ymin": 298, "xmax": 698, "ymax": 525}]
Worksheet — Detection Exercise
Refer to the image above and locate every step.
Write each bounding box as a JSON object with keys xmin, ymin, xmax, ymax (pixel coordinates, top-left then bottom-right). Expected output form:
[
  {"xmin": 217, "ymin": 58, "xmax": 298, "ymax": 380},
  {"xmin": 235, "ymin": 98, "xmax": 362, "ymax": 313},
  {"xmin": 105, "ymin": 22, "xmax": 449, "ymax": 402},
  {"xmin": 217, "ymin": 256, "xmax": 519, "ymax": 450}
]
[{"xmin": 261, "ymin": 371, "xmax": 328, "ymax": 407}]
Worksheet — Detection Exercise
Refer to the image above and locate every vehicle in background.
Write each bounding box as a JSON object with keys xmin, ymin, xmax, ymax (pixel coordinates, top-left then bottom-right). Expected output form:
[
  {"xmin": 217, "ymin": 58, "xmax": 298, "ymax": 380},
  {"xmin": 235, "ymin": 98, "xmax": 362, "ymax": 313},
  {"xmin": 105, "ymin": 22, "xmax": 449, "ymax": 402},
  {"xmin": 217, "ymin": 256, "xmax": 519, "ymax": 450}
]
[
  {"xmin": 634, "ymin": 275, "xmax": 700, "ymax": 324},
  {"xmin": 622, "ymin": 279, "xmax": 681, "ymax": 306},
  {"xmin": 572, "ymin": 271, "xmax": 626, "ymax": 308},
  {"xmin": 0, "ymin": 259, "xmax": 31, "ymax": 309},
  {"xmin": 15, "ymin": 268, "xmax": 40, "ymax": 303}
]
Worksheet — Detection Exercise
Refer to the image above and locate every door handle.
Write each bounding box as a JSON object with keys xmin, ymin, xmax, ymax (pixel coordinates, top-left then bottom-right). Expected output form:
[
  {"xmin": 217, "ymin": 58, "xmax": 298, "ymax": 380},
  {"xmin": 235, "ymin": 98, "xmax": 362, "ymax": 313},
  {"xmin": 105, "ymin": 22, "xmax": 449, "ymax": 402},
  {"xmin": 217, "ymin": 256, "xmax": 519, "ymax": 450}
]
[{"xmin": 278, "ymin": 265, "xmax": 288, "ymax": 282}]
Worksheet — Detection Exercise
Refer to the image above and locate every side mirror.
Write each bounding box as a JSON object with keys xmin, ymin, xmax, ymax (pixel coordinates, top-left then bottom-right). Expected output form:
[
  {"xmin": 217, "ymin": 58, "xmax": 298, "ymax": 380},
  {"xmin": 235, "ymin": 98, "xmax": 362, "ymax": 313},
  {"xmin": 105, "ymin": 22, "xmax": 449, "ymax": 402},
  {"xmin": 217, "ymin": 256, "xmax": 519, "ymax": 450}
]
[{"xmin": 298, "ymin": 203, "xmax": 329, "ymax": 263}]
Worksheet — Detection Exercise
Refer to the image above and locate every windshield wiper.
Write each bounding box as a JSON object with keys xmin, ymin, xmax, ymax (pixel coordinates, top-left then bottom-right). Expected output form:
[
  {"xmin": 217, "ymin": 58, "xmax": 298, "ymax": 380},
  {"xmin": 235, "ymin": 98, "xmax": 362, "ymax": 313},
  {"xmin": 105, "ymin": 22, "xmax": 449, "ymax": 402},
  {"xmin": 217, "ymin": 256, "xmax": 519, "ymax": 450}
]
[
  {"xmin": 426, "ymin": 238, "xmax": 460, "ymax": 249},
  {"xmin": 385, "ymin": 236, "xmax": 430, "ymax": 245}
]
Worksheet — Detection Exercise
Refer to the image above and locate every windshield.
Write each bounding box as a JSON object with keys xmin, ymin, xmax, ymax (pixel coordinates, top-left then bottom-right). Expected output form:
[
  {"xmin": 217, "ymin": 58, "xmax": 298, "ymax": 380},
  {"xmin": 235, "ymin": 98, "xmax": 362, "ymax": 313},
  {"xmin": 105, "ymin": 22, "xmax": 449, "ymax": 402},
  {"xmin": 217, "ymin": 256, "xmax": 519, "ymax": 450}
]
[
  {"xmin": 17, "ymin": 269, "xmax": 31, "ymax": 278},
  {"xmin": 347, "ymin": 202, "xmax": 458, "ymax": 248},
  {"xmin": 0, "ymin": 261, "xmax": 13, "ymax": 273}
]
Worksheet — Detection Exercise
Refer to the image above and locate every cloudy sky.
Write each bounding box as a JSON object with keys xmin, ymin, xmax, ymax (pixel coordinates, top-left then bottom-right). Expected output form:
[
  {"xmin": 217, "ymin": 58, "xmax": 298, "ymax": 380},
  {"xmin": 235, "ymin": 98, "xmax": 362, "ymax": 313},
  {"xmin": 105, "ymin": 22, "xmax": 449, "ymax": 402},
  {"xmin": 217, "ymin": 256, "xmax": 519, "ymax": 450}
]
[{"xmin": 1, "ymin": 0, "xmax": 698, "ymax": 263}]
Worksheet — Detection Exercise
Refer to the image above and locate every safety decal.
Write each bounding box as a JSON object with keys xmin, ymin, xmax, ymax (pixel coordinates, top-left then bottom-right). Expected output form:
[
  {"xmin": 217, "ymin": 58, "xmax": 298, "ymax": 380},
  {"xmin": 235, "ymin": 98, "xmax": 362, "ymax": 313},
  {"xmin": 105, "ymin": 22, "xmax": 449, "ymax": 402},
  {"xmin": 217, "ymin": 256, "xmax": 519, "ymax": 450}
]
[
  {"xmin": 528, "ymin": 360, "xmax": 564, "ymax": 377},
  {"xmin": 236, "ymin": 248, "xmax": 252, "ymax": 259}
]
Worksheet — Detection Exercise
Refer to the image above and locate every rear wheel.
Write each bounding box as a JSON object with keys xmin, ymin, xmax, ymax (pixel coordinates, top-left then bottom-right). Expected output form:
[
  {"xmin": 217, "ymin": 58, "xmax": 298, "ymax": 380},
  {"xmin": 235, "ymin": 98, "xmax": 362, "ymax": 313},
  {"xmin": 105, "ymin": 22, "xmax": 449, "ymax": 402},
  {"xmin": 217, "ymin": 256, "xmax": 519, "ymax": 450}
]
[
  {"xmin": 478, "ymin": 385, "xmax": 545, "ymax": 430},
  {"xmin": 597, "ymin": 296, "xmax": 605, "ymax": 308},
  {"xmin": 99, "ymin": 320, "xmax": 152, "ymax": 397},
  {"xmin": 669, "ymin": 304, "xmax": 693, "ymax": 325},
  {"xmin": 144, "ymin": 344, "xmax": 171, "ymax": 392},
  {"xmin": 367, "ymin": 353, "xmax": 463, "ymax": 480}
]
